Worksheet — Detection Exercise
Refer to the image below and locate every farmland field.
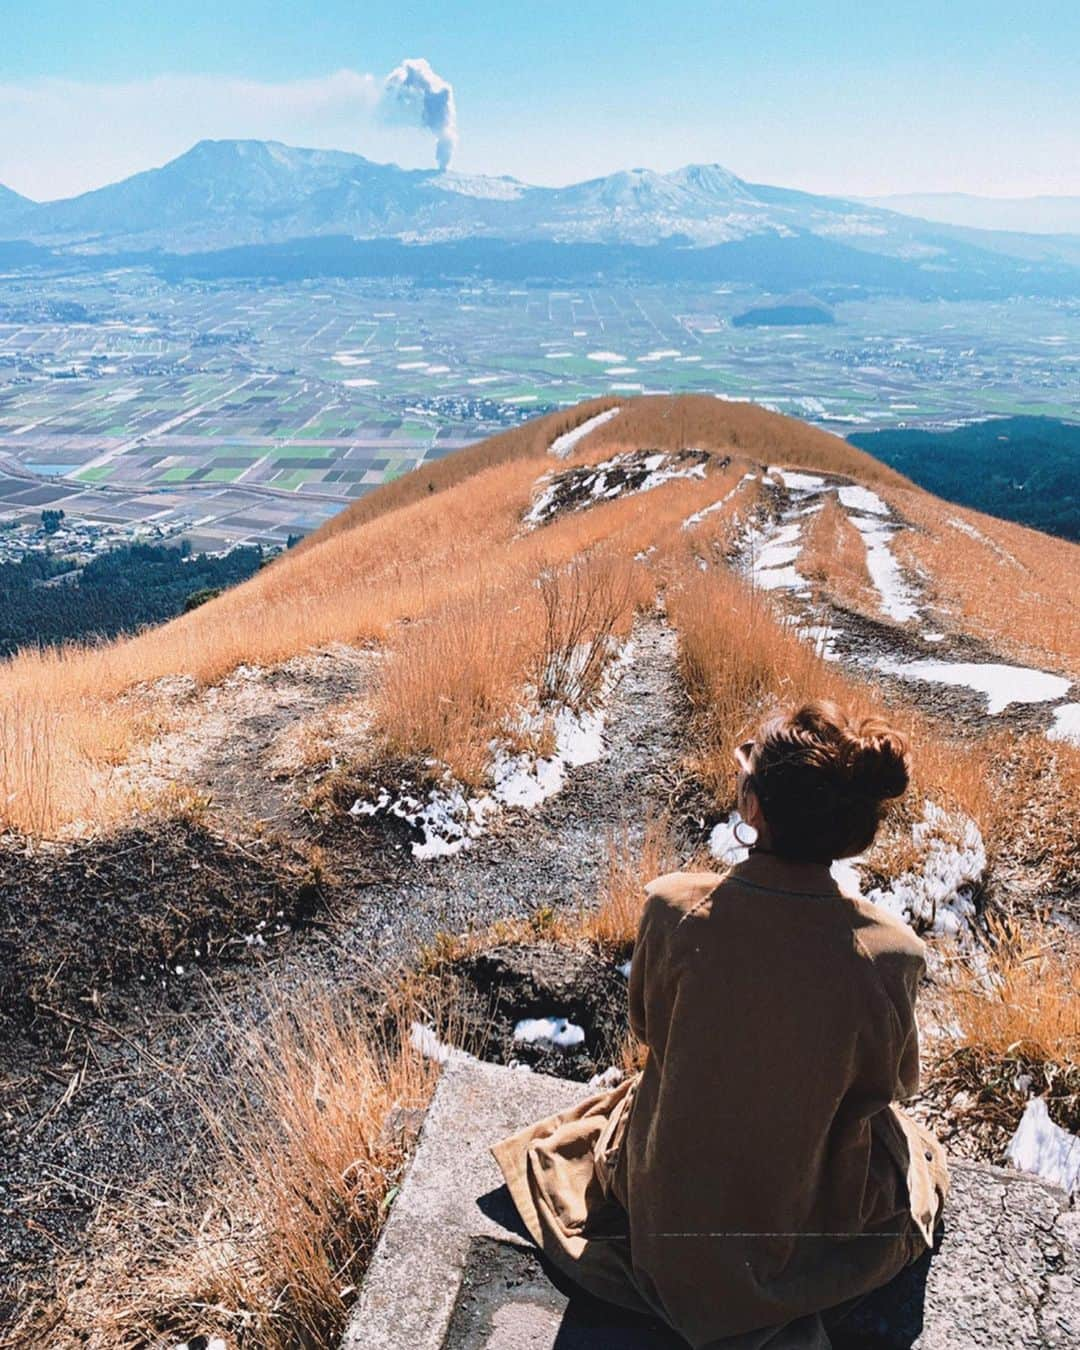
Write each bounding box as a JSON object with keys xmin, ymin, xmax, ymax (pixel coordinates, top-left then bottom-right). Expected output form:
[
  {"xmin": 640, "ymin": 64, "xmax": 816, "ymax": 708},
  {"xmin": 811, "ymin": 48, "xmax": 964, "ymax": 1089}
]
[{"xmin": 0, "ymin": 264, "xmax": 1077, "ymax": 551}]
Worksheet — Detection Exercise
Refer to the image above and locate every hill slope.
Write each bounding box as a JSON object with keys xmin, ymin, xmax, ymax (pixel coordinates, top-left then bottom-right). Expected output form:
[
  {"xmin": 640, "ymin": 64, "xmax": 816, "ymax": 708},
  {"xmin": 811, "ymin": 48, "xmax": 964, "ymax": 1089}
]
[{"xmin": 2, "ymin": 394, "xmax": 1078, "ymax": 1346}]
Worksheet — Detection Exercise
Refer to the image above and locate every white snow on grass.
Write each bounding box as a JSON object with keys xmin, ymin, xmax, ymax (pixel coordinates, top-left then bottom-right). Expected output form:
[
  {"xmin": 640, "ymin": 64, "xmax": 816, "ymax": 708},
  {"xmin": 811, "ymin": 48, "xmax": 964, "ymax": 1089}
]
[
  {"xmin": 545, "ymin": 350, "xmax": 574, "ymax": 358},
  {"xmin": 396, "ymin": 360, "xmax": 429, "ymax": 370},
  {"xmin": 768, "ymin": 467, "xmax": 828, "ymax": 492},
  {"xmin": 865, "ymin": 802, "xmax": 985, "ymax": 938},
  {"xmin": 874, "ymin": 657, "xmax": 1071, "ymax": 715},
  {"xmin": 747, "ymin": 520, "xmax": 807, "ymax": 592},
  {"xmin": 838, "ymin": 484, "xmax": 889, "ymax": 515},
  {"xmin": 588, "ymin": 1065, "xmax": 626, "ymax": 1089},
  {"xmin": 587, "ymin": 350, "xmax": 627, "ymax": 362},
  {"xmin": 681, "ymin": 473, "xmax": 756, "ymax": 530},
  {"xmin": 605, "ymin": 365, "xmax": 638, "ymax": 375},
  {"xmin": 351, "ymin": 643, "xmax": 633, "ymax": 859},
  {"xmin": 638, "ymin": 348, "xmax": 681, "ymax": 361},
  {"xmin": 409, "ymin": 1021, "xmax": 474, "ymax": 1065},
  {"xmin": 947, "ymin": 516, "xmax": 1021, "ymax": 569},
  {"xmin": 512, "ymin": 1016, "xmax": 585, "ymax": 1048},
  {"xmin": 849, "ymin": 515, "xmax": 921, "ymax": 623},
  {"xmin": 1047, "ymin": 703, "xmax": 1080, "ymax": 746},
  {"xmin": 796, "ymin": 623, "xmax": 841, "ymax": 661},
  {"xmin": 548, "ymin": 406, "xmax": 621, "ymax": 459},
  {"xmin": 1006, "ymin": 1097, "xmax": 1080, "ymax": 1195},
  {"xmin": 526, "ymin": 452, "xmax": 707, "ymax": 526},
  {"xmin": 343, "ymin": 377, "xmax": 379, "ymax": 387}
]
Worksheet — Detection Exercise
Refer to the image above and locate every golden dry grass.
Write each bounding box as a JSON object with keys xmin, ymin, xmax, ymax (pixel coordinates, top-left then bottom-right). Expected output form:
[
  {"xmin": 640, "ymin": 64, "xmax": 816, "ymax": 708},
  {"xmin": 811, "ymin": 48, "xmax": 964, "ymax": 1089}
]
[
  {"xmin": 799, "ymin": 495, "xmax": 877, "ymax": 615},
  {"xmin": 886, "ymin": 487, "xmax": 1080, "ymax": 676},
  {"xmin": 0, "ymin": 392, "xmax": 1065, "ymax": 838},
  {"xmin": 664, "ymin": 560, "xmax": 995, "ymax": 831},
  {"xmin": 15, "ymin": 990, "xmax": 439, "ymax": 1350},
  {"xmin": 944, "ymin": 919, "xmax": 1080, "ymax": 1066}
]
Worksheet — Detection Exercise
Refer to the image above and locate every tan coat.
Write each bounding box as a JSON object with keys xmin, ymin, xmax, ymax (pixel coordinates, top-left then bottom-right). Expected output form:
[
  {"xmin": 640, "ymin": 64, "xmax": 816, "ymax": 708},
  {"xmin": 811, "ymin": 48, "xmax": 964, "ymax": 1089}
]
[{"xmin": 493, "ymin": 865, "xmax": 949, "ymax": 1348}]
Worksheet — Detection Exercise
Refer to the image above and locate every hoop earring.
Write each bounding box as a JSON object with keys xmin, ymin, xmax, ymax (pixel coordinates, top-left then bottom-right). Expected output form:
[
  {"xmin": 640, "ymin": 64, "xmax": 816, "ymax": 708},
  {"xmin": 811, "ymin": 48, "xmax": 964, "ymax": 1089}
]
[{"xmin": 733, "ymin": 820, "xmax": 758, "ymax": 848}]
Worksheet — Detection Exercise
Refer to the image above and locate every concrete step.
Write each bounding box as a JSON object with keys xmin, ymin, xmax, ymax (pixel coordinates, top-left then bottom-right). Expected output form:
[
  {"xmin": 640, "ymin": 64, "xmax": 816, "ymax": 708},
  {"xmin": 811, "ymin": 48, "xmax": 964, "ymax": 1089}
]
[{"xmin": 343, "ymin": 1060, "xmax": 1080, "ymax": 1349}]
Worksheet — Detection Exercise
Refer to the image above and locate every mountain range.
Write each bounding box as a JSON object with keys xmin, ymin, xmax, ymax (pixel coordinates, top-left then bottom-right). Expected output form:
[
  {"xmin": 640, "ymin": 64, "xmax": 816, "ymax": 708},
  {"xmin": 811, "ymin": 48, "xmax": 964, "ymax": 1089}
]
[{"xmin": 3, "ymin": 139, "xmax": 1079, "ymax": 281}]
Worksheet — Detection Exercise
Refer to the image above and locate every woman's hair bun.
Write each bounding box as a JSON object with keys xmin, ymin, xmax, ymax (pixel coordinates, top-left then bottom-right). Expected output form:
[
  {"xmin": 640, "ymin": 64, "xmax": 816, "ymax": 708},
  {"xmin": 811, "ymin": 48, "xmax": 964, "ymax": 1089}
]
[{"xmin": 848, "ymin": 719, "xmax": 910, "ymax": 801}]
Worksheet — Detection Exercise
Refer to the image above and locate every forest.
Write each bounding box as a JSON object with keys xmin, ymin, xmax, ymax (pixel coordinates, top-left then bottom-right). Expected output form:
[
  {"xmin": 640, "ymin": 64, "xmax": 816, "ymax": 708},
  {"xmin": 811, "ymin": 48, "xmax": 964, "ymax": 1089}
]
[
  {"xmin": 849, "ymin": 415, "xmax": 1080, "ymax": 541},
  {"xmin": 0, "ymin": 541, "xmax": 266, "ymax": 654}
]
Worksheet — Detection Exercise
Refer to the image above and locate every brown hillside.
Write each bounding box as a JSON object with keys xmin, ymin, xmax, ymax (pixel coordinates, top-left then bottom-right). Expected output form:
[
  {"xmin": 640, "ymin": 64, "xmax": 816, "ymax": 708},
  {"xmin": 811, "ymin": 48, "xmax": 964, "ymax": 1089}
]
[{"xmin": 295, "ymin": 394, "xmax": 910, "ymax": 554}]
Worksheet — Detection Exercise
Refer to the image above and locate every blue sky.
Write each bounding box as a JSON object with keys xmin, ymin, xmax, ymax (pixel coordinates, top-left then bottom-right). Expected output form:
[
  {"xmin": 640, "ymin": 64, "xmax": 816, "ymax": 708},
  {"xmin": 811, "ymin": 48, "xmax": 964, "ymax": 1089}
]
[{"xmin": 3, "ymin": 1, "xmax": 1078, "ymax": 201}]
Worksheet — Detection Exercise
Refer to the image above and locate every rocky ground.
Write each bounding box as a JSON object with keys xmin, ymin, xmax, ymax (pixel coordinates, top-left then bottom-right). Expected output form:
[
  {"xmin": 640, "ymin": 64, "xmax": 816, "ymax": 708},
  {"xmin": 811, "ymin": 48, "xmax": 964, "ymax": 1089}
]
[{"xmin": 1, "ymin": 616, "xmax": 688, "ymax": 1329}]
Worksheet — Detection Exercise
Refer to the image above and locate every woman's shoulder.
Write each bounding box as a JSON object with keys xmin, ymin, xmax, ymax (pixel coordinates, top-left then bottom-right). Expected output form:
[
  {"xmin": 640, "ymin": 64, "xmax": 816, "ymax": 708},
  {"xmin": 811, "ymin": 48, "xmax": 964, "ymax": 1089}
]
[
  {"xmin": 644, "ymin": 870, "xmax": 727, "ymax": 916},
  {"xmin": 849, "ymin": 894, "xmax": 926, "ymax": 968}
]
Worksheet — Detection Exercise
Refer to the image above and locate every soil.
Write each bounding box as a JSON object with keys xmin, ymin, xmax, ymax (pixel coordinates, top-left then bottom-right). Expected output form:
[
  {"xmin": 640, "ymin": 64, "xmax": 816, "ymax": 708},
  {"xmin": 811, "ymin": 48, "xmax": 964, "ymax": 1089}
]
[
  {"xmin": 1, "ymin": 614, "xmax": 688, "ymax": 1330},
  {"xmin": 436, "ymin": 942, "xmax": 630, "ymax": 1082},
  {"xmin": 121, "ymin": 641, "xmax": 380, "ymax": 833}
]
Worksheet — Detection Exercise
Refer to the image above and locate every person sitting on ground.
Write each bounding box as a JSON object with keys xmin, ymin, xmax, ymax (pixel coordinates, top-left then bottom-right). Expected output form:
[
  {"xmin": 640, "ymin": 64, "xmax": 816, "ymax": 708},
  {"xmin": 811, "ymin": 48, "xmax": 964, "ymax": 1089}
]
[{"xmin": 493, "ymin": 700, "xmax": 949, "ymax": 1349}]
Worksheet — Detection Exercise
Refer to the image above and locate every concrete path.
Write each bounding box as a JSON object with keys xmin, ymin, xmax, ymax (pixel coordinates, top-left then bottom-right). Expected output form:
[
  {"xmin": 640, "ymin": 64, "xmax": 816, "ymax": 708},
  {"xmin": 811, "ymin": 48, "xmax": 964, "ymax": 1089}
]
[{"xmin": 344, "ymin": 1060, "xmax": 1080, "ymax": 1349}]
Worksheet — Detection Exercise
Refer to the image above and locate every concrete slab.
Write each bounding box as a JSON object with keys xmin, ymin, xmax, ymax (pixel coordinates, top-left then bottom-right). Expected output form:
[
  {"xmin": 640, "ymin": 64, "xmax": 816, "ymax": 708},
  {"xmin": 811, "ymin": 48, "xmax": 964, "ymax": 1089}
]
[
  {"xmin": 342, "ymin": 1060, "xmax": 583, "ymax": 1350},
  {"xmin": 344, "ymin": 1060, "xmax": 1080, "ymax": 1350}
]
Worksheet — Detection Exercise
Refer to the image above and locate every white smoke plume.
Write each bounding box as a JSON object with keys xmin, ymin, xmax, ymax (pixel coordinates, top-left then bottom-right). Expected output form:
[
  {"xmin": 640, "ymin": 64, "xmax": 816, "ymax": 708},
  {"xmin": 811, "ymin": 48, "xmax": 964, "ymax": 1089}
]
[{"xmin": 379, "ymin": 58, "xmax": 458, "ymax": 170}]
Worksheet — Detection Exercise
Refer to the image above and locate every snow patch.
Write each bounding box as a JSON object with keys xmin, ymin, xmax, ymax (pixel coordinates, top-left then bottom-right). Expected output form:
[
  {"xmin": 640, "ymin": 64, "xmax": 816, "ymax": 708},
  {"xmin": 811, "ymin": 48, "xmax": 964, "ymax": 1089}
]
[
  {"xmin": 409, "ymin": 1022, "xmax": 475, "ymax": 1066},
  {"xmin": 838, "ymin": 484, "xmax": 889, "ymax": 516},
  {"xmin": 681, "ymin": 473, "xmax": 756, "ymax": 530},
  {"xmin": 1006, "ymin": 1097, "xmax": 1080, "ymax": 1196},
  {"xmin": 513, "ymin": 1016, "xmax": 585, "ymax": 1048},
  {"xmin": 874, "ymin": 658, "xmax": 1070, "ymax": 715},
  {"xmin": 548, "ymin": 406, "xmax": 621, "ymax": 458},
  {"xmin": 1047, "ymin": 703, "xmax": 1080, "ymax": 747},
  {"xmin": 526, "ymin": 450, "xmax": 708, "ymax": 526},
  {"xmin": 866, "ymin": 802, "xmax": 985, "ymax": 938},
  {"xmin": 849, "ymin": 515, "xmax": 920, "ymax": 623},
  {"xmin": 588, "ymin": 1065, "xmax": 626, "ymax": 1089},
  {"xmin": 768, "ymin": 467, "xmax": 828, "ymax": 492}
]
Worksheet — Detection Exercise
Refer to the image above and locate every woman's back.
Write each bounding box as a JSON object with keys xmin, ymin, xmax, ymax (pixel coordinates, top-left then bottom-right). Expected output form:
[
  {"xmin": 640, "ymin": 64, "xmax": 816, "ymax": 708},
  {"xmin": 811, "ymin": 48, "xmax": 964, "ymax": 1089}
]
[
  {"xmin": 622, "ymin": 865, "xmax": 933, "ymax": 1343},
  {"xmin": 493, "ymin": 702, "xmax": 949, "ymax": 1348}
]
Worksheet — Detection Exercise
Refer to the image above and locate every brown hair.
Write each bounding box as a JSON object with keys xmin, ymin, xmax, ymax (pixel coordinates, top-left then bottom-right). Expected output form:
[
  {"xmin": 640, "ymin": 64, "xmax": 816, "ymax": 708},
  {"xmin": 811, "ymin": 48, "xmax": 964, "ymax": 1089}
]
[{"xmin": 745, "ymin": 701, "xmax": 909, "ymax": 863}]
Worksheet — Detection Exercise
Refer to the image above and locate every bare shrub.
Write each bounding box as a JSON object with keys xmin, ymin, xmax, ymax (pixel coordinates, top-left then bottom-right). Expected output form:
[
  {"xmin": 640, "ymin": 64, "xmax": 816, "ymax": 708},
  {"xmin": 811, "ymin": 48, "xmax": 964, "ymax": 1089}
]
[{"xmin": 537, "ymin": 553, "xmax": 636, "ymax": 709}]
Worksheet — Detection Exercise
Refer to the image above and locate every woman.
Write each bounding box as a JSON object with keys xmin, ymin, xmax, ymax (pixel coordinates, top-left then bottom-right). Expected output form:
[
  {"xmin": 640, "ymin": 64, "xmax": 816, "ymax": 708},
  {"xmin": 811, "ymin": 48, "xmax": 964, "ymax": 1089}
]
[{"xmin": 492, "ymin": 701, "xmax": 949, "ymax": 1349}]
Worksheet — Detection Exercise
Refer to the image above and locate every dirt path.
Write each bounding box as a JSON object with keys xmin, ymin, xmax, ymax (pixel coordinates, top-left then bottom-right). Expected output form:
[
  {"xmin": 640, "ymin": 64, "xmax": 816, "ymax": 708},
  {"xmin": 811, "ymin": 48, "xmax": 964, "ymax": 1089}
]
[
  {"xmin": 2, "ymin": 615, "xmax": 687, "ymax": 1318},
  {"xmin": 121, "ymin": 642, "xmax": 379, "ymax": 831}
]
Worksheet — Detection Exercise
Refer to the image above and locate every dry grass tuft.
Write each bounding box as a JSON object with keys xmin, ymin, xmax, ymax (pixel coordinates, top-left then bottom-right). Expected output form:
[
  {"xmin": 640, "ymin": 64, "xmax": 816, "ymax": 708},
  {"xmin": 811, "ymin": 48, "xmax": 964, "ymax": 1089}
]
[
  {"xmin": 582, "ymin": 817, "xmax": 685, "ymax": 952},
  {"xmin": 889, "ymin": 489, "xmax": 1080, "ymax": 676},
  {"xmin": 799, "ymin": 495, "xmax": 876, "ymax": 615},
  {"xmin": 16, "ymin": 990, "xmax": 439, "ymax": 1350},
  {"xmin": 920, "ymin": 920, "xmax": 1080, "ymax": 1157}
]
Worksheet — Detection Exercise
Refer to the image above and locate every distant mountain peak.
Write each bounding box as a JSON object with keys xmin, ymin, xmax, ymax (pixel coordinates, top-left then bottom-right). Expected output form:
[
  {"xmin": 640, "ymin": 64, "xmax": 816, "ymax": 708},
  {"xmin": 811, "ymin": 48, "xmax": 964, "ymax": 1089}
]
[{"xmin": 2, "ymin": 137, "xmax": 1078, "ymax": 274}]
